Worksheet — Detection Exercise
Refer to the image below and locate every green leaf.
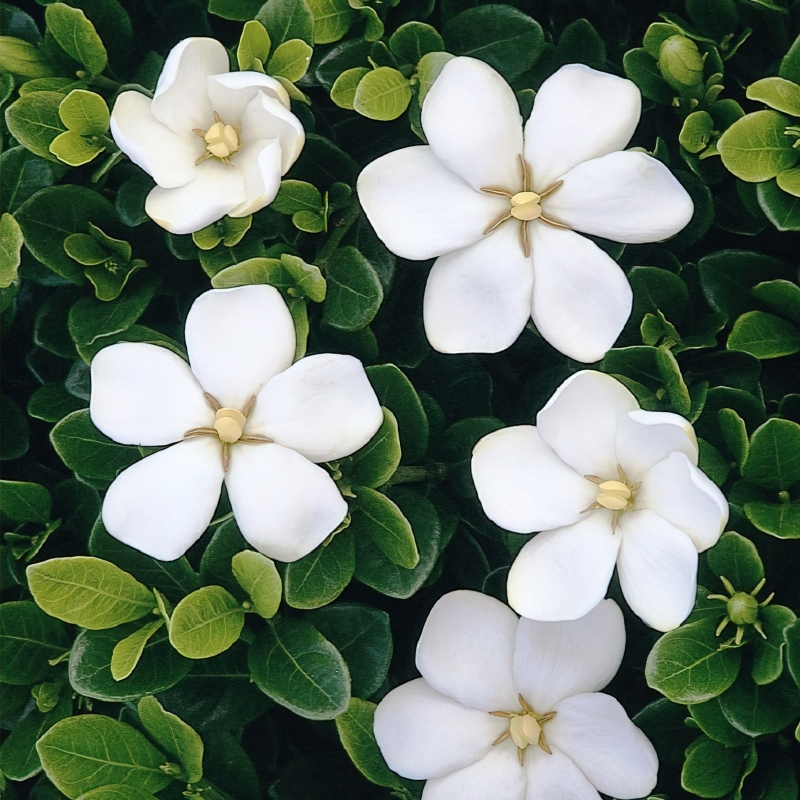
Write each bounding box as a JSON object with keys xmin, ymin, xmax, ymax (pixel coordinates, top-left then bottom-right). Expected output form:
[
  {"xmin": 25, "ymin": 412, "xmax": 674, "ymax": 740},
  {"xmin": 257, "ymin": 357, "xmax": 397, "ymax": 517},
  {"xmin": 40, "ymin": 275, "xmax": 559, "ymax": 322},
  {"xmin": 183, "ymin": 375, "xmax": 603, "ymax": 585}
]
[
  {"xmin": 752, "ymin": 279, "xmax": 800, "ymax": 324},
  {"xmin": 49, "ymin": 130, "xmax": 104, "ymax": 166},
  {"xmin": 0, "ymin": 212, "xmax": 24, "ymax": 289},
  {"xmin": 137, "ymin": 695, "xmax": 203, "ymax": 784},
  {"xmin": 718, "ymin": 111, "xmax": 799, "ymax": 182},
  {"xmin": 284, "ymin": 528, "xmax": 355, "ymax": 609},
  {"xmin": 658, "ymin": 35, "xmax": 705, "ymax": 93},
  {"xmin": 110, "ymin": 618, "xmax": 164, "ymax": 681},
  {"xmin": 655, "ymin": 345, "xmax": 692, "ymax": 414},
  {"xmin": 680, "ymin": 110, "xmax": 716, "ymax": 153},
  {"xmin": 1, "ymin": 146, "xmax": 61, "ymax": 215},
  {"xmin": 415, "ymin": 50, "xmax": 455, "ymax": 105},
  {"xmin": 281, "ymin": 253, "xmax": 326, "ymax": 301},
  {"xmin": 306, "ymin": 0, "xmax": 355, "ymax": 44},
  {"xmin": 0, "ymin": 601, "xmax": 69, "ymax": 685},
  {"xmin": 26, "ymin": 556, "xmax": 154, "ymax": 629},
  {"xmin": 322, "ymin": 246, "xmax": 383, "ymax": 331},
  {"xmin": 256, "ymin": 0, "xmax": 314, "ymax": 48},
  {"xmin": 69, "ymin": 623, "xmax": 190, "ymax": 702},
  {"xmin": 753, "ymin": 604, "xmax": 796, "ymax": 685},
  {"xmin": 237, "ymin": 19, "xmax": 271, "ymax": 70},
  {"xmin": 698, "ymin": 438, "xmax": 731, "ymax": 486},
  {"xmin": 776, "ymin": 166, "xmax": 800, "ymax": 196},
  {"xmin": 248, "ymin": 617, "xmax": 350, "ymax": 719},
  {"xmin": 268, "ymin": 38, "xmax": 312, "ymax": 82},
  {"xmin": 719, "ymin": 408, "xmax": 749, "ymax": 469},
  {"xmin": 350, "ymin": 486, "xmax": 418, "ymax": 569},
  {"xmin": 291, "ymin": 209, "xmax": 324, "ymax": 232},
  {"xmin": 706, "ymin": 531, "xmax": 763, "ymax": 591},
  {"xmin": 272, "ymin": 180, "xmax": 323, "ymax": 214},
  {"xmin": 728, "ymin": 311, "xmax": 800, "ymax": 359},
  {"xmin": 350, "ymin": 408, "xmax": 401, "ymax": 488},
  {"xmin": 0, "ymin": 479, "xmax": 52, "ymax": 523},
  {"xmin": 0, "ymin": 36, "xmax": 54, "ymax": 78},
  {"xmin": 744, "ymin": 501, "xmax": 800, "ymax": 538},
  {"xmin": 231, "ymin": 550, "xmax": 281, "ymax": 619},
  {"xmin": 5, "ymin": 91, "xmax": 66, "ymax": 161},
  {"xmin": 743, "ymin": 418, "xmax": 800, "ymax": 490},
  {"xmin": 719, "ymin": 670, "xmax": 800, "ymax": 736},
  {"xmin": 58, "ymin": 89, "xmax": 109, "ymax": 134},
  {"xmin": 330, "ymin": 67, "xmax": 369, "ymax": 110},
  {"xmin": 787, "ymin": 617, "xmax": 800, "ymax": 690},
  {"xmin": 624, "ymin": 47, "xmax": 674, "ymax": 103},
  {"xmin": 646, "ymin": 617, "xmax": 742, "ymax": 703},
  {"xmin": 746, "ymin": 77, "xmax": 800, "ymax": 117},
  {"xmin": 389, "ymin": 22, "xmax": 444, "ymax": 66},
  {"xmin": 353, "ymin": 67, "xmax": 411, "ymax": 121},
  {"xmin": 169, "ymin": 586, "xmax": 245, "ymax": 659},
  {"xmin": 210, "ymin": 0, "xmax": 263, "ymax": 20},
  {"xmin": 211, "ymin": 256, "xmax": 289, "ymax": 289},
  {"xmin": 681, "ymin": 735, "xmax": 748, "ymax": 798},
  {"xmin": 75, "ymin": 787, "xmax": 159, "ymax": 800},
  {"xmin": 689, "ymin": 698, "xmax": 752, "ymax": 747},
  {"xmin": 64, "ymin": 232, "xmax": 108, "ymax": 265},
  {"xmin": 335, "ymin": 698, "xmax": 401, "ymax": 787},
  {"xmin": 45, "ymin": 3, "xmax": 107, "ymax": 76},
  {"xmin": 757, "ymin": 179, "xmax": 800, "ymax": 231},
  {"xmin": 37, "ymin": 715, "xmax": 172, "ymax": 799},
  {"xmin": 443, "ymin": 5, "xmax": 544, "ymax": 81}
]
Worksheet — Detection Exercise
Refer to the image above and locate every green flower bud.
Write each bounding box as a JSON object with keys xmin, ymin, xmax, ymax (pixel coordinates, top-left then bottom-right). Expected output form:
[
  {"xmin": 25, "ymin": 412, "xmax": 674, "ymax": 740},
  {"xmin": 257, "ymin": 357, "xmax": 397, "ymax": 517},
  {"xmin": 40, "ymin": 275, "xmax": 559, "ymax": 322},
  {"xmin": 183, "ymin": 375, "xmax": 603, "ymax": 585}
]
[
  {"xmin": 658, "ymin": 35, "xmax": 705, "ymax": 93},
  {"xmin": 727, "ymin": 592, "xmax": 759, "ymax": 626}
]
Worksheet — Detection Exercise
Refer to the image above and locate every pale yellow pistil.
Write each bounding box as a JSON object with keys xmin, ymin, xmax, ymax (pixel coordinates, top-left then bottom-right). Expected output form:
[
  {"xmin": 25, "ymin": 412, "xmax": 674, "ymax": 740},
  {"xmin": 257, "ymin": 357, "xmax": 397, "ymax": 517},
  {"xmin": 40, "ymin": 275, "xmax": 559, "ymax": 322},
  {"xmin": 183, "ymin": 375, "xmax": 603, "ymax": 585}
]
[
  {"xmin": 582, "ymin": 465, "xmax": 640, "ymax": 529},
  {"xmin": 490, "ymin": 694, "xmax": 556, "ymax": 765},
  {"xmin": 193, "ymin": 112, "xmax": 241, "ymax": 165}
]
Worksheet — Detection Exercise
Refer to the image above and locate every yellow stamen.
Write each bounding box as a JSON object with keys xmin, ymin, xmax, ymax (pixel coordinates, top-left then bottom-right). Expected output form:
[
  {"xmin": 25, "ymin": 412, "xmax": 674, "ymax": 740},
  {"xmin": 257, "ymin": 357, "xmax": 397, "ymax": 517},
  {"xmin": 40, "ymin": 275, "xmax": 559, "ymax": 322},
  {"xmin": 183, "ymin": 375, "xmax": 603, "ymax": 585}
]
[{"xmin": 214, "ymin": 408, "xmax": 247, "ymax": 444}]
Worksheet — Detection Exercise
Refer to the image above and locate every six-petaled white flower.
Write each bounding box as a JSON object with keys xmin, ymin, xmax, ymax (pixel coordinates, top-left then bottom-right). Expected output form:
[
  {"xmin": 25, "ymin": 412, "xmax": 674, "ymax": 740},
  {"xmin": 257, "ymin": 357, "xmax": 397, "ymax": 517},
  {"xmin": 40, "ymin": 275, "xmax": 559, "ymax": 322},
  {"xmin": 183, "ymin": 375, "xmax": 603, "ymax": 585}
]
[
  {"xmin": 110, "ymin": 37, "xmax": 304, "ymax": 234},
  {"xmin": 90, "ymin": 285, "xmax": 382, "ymax": 562},
  {"xmin": 374, "ymin": 591, "xmax": 658, "ymax": 800},
  {"xmin": 357, "ymin": 57, "xmax": 694, "ymax": 362},
  {"xmin": 472, "ymin": 370, "xmax": 729, "ymax": 631}
]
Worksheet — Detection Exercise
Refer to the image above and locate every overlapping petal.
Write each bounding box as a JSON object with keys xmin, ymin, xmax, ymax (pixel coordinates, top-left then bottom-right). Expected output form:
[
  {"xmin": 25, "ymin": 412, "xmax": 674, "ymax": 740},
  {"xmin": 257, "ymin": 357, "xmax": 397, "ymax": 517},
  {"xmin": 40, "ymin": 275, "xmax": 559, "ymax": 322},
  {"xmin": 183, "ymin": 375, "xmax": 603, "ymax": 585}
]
[
  {"xmin": 524, "ymin": 64, "xmax": 641, "ymax": 190},
  {"xmin": 229, "ymin": 138, "xmax": 282, "ymax": 218},
  {"xmin": 90, "ymin": 342, "xmax": 212, "ymax": 446},
  {"xmin": 207, "ymin": 71, "xmax": 291, "ymax": 120},
  {"xmin": 506, "ymin": 512, "xmax": 620, "ymax": 621},
  {"xmin": 471, "ymin": 426, "xmax": 594, "ymax": 533},
  {"xmin": 618, "ymin": 510, "xmax": 698, "ymax": 631},
  {"xmin": 247, "ymin": 353, "xmax": 383, "ymax": 463},
  {"xmin": 422, "ymin": 56, "xmax": 523, "ymax": 191},
  {"xmin": 512, "ymin": 599, "xmax": 625, "ymax": 711},
  {"xmin": 184, "ymin": 285, "xmax": 296, "ymax": 410},
  {"xmin": 415, "ymin": 590, "xmax": 518, "ymax": 712},
  {"xmin": 102, "ymin": 438, "xmax": 224, "ymax": 562},
  {"xmin": 240, "ymin": 91, "xmax": 305, "ymax": 174},
  {"xmin": 225, "ymin": 443, "xmax": 347, "ymax": 562},
  {"xmin": 529, "ymin": 225, "xmax": 632, "ymax": 363},
  {"xmin": 525, "ymin": 747, "xmax": 600, "ymax": 800},
  {"xmin": 374, "ymin": 679, "xmax": 505, "ymax": 781},
  {"xmin": 357, "ymin": 146, "xmax": 505, "ymax": 261},
  {"xmin": 423, "ymin": 222, "xmax": 534, "ymax": 353}
]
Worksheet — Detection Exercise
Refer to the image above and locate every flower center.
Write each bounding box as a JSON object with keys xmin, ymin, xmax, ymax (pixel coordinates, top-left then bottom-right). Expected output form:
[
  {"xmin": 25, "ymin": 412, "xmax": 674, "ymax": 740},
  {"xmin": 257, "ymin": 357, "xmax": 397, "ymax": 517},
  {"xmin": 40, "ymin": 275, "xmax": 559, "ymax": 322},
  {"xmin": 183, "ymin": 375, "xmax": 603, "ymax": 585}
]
[
  {"xmin": 490, "ymin": 694, "xmax": 556, "ymax": 765},
  {"xmin": 214, "ymin": 408, "xmax": 247, "ymax": 443},
  {"xmin": 583, "ymin": 465, "xmax": 640, "ymax": 528},
  {"xmin": 193, "ymin": 112, "xmax": 241, "ymax": 165},
  {"xmin": 510, "ymin": 191, "xmax": 542, "ymax": 220}
]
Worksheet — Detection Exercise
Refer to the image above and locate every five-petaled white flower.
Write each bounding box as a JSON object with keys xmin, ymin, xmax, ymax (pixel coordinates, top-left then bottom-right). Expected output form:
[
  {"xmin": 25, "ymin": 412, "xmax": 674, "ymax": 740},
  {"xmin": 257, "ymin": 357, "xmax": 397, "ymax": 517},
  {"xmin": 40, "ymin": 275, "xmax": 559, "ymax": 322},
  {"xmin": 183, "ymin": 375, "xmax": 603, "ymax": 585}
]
[
  {"xmin": 357, "ymin": 58, "xmax": 694, "ymax": 362},
  {"xmin": 374, "ymin": 591, "xmax": 658, "ymax": 800},
  {"xmin": 90, "ymin": 285, "xmax": 382, "ymax": 562},
  {"xmin": 110, "ymin": 37, "xmax": 304, "ymax": 234},
  {"xmin": 472, "ymin": 370, "xmax": 729, "ymax": 631}
]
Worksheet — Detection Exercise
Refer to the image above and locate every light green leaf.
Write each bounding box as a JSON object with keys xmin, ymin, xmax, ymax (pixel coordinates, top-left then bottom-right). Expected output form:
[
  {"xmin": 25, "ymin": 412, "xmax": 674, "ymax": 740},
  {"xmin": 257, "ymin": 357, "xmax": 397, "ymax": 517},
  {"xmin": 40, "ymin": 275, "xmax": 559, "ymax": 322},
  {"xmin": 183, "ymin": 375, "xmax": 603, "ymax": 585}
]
[
  {"xmin": 284, "ymin": 529, "xmax": 355, "ymax": 610},
  {"xmin": 718, "ymin": 407, "xmax": 749, "ymax": 469},
  {"xmin": 256, "ymin": 0, "xmax": 315, "ymax": 48},
  {"xmin": 306, "ymin": 0, "xmax": 355, "ymax": 44},
  {"xmin": 268, "ymin": 38, "xmax": 312, "ymax": 82},
  {"xmin": 744, "ymin": 500, "xmax": 800, "ymax": 538},
  {"xmin": 271, "ymin": 180, "xmax": 323, "ymax": 214},
  {"xmin": 389, "ymin": 22, "xmax": 444, "ymax": 66},
  {"xmin": 350, "ymin": 486, "xmax": 418, "ymax": 569},
  {"xmin": 64, "ymin": 232, "xmax": 108, "ymax": 265},
  {"xmin": 45, "ymin": 3, "xmax": 108, "ymax": 76},
  {"xmin": 58, "ymin": 90, "xmax": 109, "ymax": 134},
  {"xmin": 0, "ymin": 212, "xmax": 23, "ymax": 289},
  {"xmin": 0, "ymin": 480, "xmax": 51, "ymax": 524},
  {"xmin": 169, "ymin": 585, "xmax": 245, "ymax": 659},
  {"xmin": 110, "ymin": 619, "xmax": 165, "ymax": 681},
  {"xmin": 655, "ymin": 345, "xmax": 692, "ymax": 415},
  {"xmin": 658, "ymin": 35, "xmax": 705, "ymax": 92},
  {"xmin": 680, "ymin": 110, "xmax": 716, "ymax": 153},
  {"xmin": 237, "ymin": 19, "xmax": 271, "ymax": 71},
  {"xmin": 350, "ymin": 407, "xmax": 401, "ymax": 489},
  {"xmin": 137, "ymin": 695, "xmax": 203, "ymax": 784},
  {"xmin": 330, "ymin": 67, "xmax": 369, "ymax": 110},
  {"xmin": 231, "ymin": 550, "xmax": 282, "ymax": 619},
  {"xmin": 292, "ymin": 209, "xmax": 324, "ymax": 232},
  {"xmin": 281, "ymin": 253, "xmax": 326, "ymax": 301},
  {"xmin": 5, "ymin": 91, "xmax": 66, "ymax": 161},
  {"xmin": 718, "ymin": 111, "xmax": 799, "ymax": 182},
  {"xmin": 210, "ymin": 256, "xmax": 289, "ymax": 289},
  {"xmin": 75, "ymin": 787, "xmax": 159, "ymax": 800},
  {"xmin": 49, "ymin": 130, "xmax": 105, "ymax": 167},
  {"xmin": 746, "ymin": 77, "xmax": 800, "ymax": 117},
  {"xmin": 27, "ymin": 556, "xmax": 155, "ymax": 630},
  {"xmin": 776, "ymin": 166, "xmax": 800, "ymax": 197},
  {"xmin": 353, "ymin": 67, "xmax": 411, "ymax": 121},
  {"xmin": 415, "ymin": 50, "xmax": 455, "ymax": 105},
  {"xmin": 727, "ymin": 310, "xmax": 800, "ymax": 358},
  {"xmin": 0, "ymin": 36, "xmax": 54, "ymax": 78}
]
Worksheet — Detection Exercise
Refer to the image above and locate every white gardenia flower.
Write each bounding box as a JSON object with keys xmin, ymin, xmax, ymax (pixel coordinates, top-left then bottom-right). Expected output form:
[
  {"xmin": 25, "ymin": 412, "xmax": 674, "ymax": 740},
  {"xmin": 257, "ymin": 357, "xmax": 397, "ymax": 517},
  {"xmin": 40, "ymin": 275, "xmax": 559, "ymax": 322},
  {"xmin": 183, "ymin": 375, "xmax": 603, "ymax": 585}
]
[
  {"xmin": 357, "ymin": 58, "xmax": 694, "ymax": 363},
  {"xmin": 374, "ymin": 591, "xmax": 658, "ymax": 800},
  {"xmin": 110, "ymin": 37, "xmax": 304, "ymax": 234},
  {"xmin": 89, "ymin": 285, "xmax": 383, "ymax": 562},
  {"xmin": 472, "ymin": 370, "xmax": 729, "ymax": 631}
]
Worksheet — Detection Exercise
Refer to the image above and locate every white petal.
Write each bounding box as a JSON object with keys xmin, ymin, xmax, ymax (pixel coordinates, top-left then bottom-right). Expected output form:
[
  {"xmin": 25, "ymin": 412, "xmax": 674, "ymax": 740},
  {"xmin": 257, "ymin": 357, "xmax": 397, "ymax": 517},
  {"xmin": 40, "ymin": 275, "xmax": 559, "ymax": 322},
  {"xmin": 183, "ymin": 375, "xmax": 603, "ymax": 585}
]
[
  {"xmin": 240, "ymin": 92, "xmax": 305, "ymax": 174},
  {"xmin": 423, "ymin": 223, "xmax": 534, "ymax": 354},
  {"xmin": 423, "ymin": 740, "xmax": 525, "ymax": 800},
  {"xmin": 374, "ymin": 679, "xmax": 505, "ymax": 781},
  {"xmin": 618, "ymin": 510, "xmax": 698, "ymax": 632},
  {"xmin": 151, "ymin": 37, "xmax": 229, "ymax": 134},
  {"xmin": 90, "ymin": 343, "xmax": 212, "ymax": 446},
  {"xmin": 207, "ymin": 71, "xmax": 291, "ymax": 118},
  {"xmin": 184, "ymin": 285, "xmax": 296, "ymax": 410},
  {"xmin": 422, "ymin": 56, "xmax": 523, "ymax": 191},
  {"xmin": 506, "ymin": 512, "xmax": 620, "ymax": 622},
  {"xmin": 102, "ymin": 437, "xmax": 223, "ymax": 561},
  {"xmin": 145, "ymin": 160, "xmax": 246, "ymax": 234},
  {"xmin": 228, "ymin": 138, "xmax": 282, "ymax": 218},
  {"xmin": 530, "ymin": 224, "xmax": 632, "ymax": 363},
  {"xmin": 415, "ymin": 590, "xmax": 518, "ymax": 712},
  {"xmin": 637, "ymin": 452, "xmax": 728, "ymax": 552},
  {"xmin": 525, "ymin": 746, "xmax": 599, "ymax": 800},
  {"xmin": 542, "ymin": 151, "xmax": 694, "ymax": 243},
  {"xmin": 472, "ymin": 426, "xmax": 595, "ymax": 534},
  {"xmin": 357, "ymin": 146, "xmax": 505, "ymax": 261},
  {"xmin": 246, "ymin": 353, "xmax": 383, "ymax": 463},
  {"xmin": 225, "ymin": 443, "xmax": 347, "ymax": 563},
  {"xmin": 615, "ymin": 409, "xmax": 698, "ymax": 484},
  {"xmin": 547, "ymin": 693, "xmax": 658, "ymax": 800},
  {"xmin": 524, "ymin": 64, "xmax": 641, "ymax": 190},
  {"xmin": 513, "ymin": 599, "xmax": 625, "ymax": 712},
  {"xmin": 536, "ymin": 371, "xmax": 638, "ymax": 478},
  {"xmin": 110, "ymin": 92, "xmax": 203, "ymax": 188}
]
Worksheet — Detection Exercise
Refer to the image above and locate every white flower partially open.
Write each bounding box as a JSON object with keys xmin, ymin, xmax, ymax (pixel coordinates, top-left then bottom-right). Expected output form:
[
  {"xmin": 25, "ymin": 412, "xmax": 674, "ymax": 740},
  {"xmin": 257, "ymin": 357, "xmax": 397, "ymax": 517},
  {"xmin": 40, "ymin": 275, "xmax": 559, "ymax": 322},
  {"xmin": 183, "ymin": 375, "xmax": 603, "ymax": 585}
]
[
  {"xmin": 110, "ymin": 38, "xmax": 305, "ymax": 234},
  {"xmin": 90, "ymin": 285, "xmax": 382, "ymax": 562},
  {"xmin": 472, "ymin": 371, "xmax": 729, "ymax": 631},
  {"xmin": 357, "ymin": 58, "xmax": 694, "ymax": 362},
  {"xmin": 374, "ymin": 591, "xmax": 658, "ymax": 800}
]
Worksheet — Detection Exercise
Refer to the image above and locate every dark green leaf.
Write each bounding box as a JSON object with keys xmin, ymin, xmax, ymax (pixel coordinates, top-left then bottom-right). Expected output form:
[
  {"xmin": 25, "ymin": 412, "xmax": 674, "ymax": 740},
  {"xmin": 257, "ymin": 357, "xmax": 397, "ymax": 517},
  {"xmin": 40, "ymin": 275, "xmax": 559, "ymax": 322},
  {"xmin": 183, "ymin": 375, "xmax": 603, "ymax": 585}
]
[
  {"xmin": 322, "ymin": 246, "xmax": 383, "ymax": 331},
  {"xmin": 681, "ymin": 735, "xmax": 749, "ymax": 798},
  {"xmin": 44, "ymin": 3, "xmax": 107, "ymax": 75},
  {"xmin": 0, "ymin": 601, "xmax": 69, "ymax": 685},
  {"xmin": 284, "ymin": 528, "xmax": 355, "ymax": 609},
  {"xmin": 743, "ymin": 418, "xmax": 800, "ymax": 490},
  {"xmin": 728, "ymin": 311, "xmax": 800, "ymax": 359},
  {"xmin": 0, "ymin": 479, "xmax": 52, "ymax": 523},
  {"xmin": 719, "ymin": 671, "xmax": 800, "ymax": 736},
  {"xmin": 706, "ymin": 531, "xmax": 764, "ymax": 591},
  {"xmin": 349, "ymin": 486, "xmax": 418, "ymax": 569},
  {"xmin": 349, "ymin": 408, "xmax": 401, "ymax": 488},
  {"xmin": 137, "ymin": 695, "xmax": 203, "ymax": 784}
]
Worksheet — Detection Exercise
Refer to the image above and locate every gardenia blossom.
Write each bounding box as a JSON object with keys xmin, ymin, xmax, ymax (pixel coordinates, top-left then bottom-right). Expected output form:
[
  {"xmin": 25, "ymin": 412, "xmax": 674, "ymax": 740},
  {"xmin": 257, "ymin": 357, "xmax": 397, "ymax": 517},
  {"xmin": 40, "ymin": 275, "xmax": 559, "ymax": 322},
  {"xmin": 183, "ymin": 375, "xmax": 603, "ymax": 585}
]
[
  {"xmin": 374, "ymin": 591, "xmax": 658, "ymax": 800},
  {"xmin": 110, "ymin": 37, "xmax": 304, "ymax": 234},
  {"xmin": 472, "ymin": 370, "xmax": 729, "ymax": 631},
  {"xmin": 89, "ymin": 285, "xmax": 382, "ymax": 562},
  {"xmin": 357, "ymin": 58, "xmax": 694, "ymax": 362}
]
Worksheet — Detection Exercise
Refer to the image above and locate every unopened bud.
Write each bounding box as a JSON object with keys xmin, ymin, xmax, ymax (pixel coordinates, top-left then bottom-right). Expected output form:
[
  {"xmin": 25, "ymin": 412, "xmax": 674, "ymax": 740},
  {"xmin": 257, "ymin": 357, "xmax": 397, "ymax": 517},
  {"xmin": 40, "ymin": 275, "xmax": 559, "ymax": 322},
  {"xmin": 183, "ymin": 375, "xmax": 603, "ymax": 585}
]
[{"xmin": 727, "ymin": 592, "xmax": 759, "ymax": 626}]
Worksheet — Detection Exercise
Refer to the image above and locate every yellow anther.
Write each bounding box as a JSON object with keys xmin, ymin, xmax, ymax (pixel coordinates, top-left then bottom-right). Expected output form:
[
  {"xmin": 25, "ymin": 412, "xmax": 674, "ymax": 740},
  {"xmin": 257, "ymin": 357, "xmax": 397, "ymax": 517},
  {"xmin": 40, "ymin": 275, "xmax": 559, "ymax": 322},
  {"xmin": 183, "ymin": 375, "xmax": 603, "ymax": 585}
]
[
  {"xmin": 598, "ymin": 480, "xmax": 632, "ymax": 496},
  {"xmin": 596, "ymin": 492, "xmax": 629, "ymax": 511},
  {"xmin": 214, "ymin": 408, "xmax": 246, "ymax": 444},
  {"xmin": 204, "ymin": 121, "xmax": 239, "ymax": 159},
  {"xmin": 509, "ymin": 714, "xmax": 542, "ymax": 749},
  {"xmin": 511, "ymin": 191, "xmax": 540, "ymax": 206},
  {"xmin": 510, "ymin": 190, "xmax": 542, "ymax": 221}
]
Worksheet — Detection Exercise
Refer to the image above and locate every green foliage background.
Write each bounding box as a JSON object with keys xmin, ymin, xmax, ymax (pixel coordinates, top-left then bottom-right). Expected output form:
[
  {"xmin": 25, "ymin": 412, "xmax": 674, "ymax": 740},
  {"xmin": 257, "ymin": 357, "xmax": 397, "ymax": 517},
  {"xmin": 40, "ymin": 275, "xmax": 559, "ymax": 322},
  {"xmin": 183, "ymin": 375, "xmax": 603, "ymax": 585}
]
[{"xmin": 1, "ymin": 0, "xmax": 800, "ymax": 797}]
